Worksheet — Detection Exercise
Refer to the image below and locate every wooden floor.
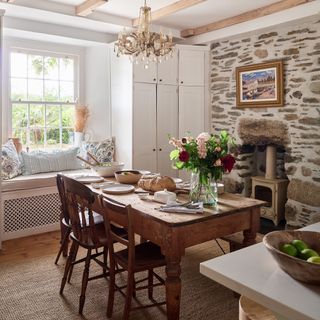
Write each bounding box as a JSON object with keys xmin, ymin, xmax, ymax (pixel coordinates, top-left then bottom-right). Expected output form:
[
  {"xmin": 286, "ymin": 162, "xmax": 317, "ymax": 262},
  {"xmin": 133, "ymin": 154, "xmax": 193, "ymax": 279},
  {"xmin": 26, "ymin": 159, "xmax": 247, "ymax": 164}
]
[{"xmin": 0, "ymin": 231, "xmax": 62, "ymax": 264}]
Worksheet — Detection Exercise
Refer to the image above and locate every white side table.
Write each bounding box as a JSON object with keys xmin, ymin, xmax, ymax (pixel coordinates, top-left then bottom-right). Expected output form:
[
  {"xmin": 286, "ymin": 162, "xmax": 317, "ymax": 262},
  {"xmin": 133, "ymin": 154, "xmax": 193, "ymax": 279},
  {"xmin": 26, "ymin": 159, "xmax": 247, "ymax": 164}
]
[{"xmin": 200, "ymin": 223, "xmax": 320, "ymax": 320}]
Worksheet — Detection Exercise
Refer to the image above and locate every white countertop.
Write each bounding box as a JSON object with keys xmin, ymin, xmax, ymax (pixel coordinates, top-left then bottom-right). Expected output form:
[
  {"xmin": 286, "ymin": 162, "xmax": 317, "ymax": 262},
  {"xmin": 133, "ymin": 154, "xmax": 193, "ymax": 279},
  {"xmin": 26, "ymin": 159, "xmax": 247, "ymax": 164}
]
[{"xmin": 200, "ymin": 223, "xmax": 320, "ymax": 320}]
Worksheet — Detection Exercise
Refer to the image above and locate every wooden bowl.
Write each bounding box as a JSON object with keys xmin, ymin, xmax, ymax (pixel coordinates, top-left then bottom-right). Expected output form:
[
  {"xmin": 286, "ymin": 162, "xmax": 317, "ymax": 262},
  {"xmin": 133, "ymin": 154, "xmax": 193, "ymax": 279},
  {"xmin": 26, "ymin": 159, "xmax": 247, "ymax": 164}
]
[
  {"xmin": 263, "ymin": 230, "xmax": 320, "ymax": 285},
  {"xmin": 114, "ymin": 170, "xmax": 142, "ymax": 184}
]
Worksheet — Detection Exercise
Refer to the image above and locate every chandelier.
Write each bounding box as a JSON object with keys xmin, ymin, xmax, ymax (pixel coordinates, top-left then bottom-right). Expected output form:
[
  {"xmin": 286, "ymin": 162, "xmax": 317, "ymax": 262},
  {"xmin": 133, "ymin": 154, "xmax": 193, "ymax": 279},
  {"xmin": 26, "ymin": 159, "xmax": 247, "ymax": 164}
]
[{"xmin": 115, "ymin": 1, "xmax": 175, "ymax": 65}]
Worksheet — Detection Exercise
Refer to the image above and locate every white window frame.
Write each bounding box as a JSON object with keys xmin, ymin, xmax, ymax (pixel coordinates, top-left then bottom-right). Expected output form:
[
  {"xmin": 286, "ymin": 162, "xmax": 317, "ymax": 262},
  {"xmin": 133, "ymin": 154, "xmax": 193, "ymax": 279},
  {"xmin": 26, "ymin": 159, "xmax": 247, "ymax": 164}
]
[
  {"xmin": 9, "ymin": 48, "xmax": 79, "ymax": 149},
  {"xmin": 2, "ymin": 38, "xmax": 85, "ymax": 148}
]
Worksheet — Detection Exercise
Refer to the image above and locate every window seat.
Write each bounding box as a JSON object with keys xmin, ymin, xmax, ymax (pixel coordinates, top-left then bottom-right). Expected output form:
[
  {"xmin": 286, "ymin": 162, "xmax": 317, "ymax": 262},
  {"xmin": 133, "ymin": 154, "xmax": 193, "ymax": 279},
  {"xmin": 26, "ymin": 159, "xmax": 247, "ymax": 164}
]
[
  {"xmin": 2, "ymin": 168, "xmax": 92, "ymax": 192},
  {"xmin": 1, "ymin": 168, "xmax": 93, "ymax": 242}
]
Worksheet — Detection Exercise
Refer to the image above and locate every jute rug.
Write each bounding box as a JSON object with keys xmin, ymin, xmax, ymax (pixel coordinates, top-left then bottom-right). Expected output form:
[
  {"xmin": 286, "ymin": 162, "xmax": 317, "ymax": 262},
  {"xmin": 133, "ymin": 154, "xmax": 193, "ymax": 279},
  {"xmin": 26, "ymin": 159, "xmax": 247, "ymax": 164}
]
[{"xmin": 0, "ymin": 240, "xmax": 238, "ymax": 320}]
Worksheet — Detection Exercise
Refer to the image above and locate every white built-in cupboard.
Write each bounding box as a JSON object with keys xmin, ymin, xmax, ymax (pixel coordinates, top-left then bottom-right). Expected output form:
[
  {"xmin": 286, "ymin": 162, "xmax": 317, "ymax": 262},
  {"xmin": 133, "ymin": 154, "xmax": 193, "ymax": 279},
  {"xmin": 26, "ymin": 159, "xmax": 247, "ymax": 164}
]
[{"xmin": 111, "ymin": 45, "xmax": 209, "ymax": 176}]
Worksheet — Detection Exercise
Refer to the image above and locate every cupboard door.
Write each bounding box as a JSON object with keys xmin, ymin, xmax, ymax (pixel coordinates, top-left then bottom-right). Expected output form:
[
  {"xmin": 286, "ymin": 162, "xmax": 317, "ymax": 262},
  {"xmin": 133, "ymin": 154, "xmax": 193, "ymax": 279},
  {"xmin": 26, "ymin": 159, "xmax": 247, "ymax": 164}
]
[
  {"xmin": 157, "ymin": 85, "xmax": 178, "ymax": 177},
  {"xmin": 133, "ymin": 62, "xmax": 157, "ymax": 83},
  {"xmin": 133, "ymin": 83, "xmax": 157, "ymax": 172},
  {"xmin": 157, "ymin": 51, "xmax": 178, "ymax": 85},
  {"xmin": 179, "ymin": 86, "xmax": 204, "ymax": 138},
  {"xmin": 179, "ymin": 50, "xmax": 204, "ymax": 86}
]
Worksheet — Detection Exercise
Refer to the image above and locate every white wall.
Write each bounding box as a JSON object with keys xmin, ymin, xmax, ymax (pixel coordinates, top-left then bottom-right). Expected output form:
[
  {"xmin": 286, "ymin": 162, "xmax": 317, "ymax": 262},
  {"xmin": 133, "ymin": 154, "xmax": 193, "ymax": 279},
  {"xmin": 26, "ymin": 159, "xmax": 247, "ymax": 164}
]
[{"xmin": 85, "ymin": 45, "xmax": 111, "ymax": 141}]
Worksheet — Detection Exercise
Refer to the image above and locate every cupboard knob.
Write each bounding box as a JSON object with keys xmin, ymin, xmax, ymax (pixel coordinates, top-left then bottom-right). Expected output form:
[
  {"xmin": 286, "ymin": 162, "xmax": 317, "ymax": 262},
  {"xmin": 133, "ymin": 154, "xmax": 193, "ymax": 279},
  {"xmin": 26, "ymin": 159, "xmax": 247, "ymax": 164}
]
[
  {"xmin": 153, "ymin": 148, "xmax": 156, "ymax": 151},
  {"xmin": 180, "ymin": 81, "xmax": 184, "ymax": 84},
  {"xmin": 159, "ymin": 148, "xmax": 162, "ymax": 151},
  {"xmin": 153, "ymin": 78, "xmax": 156, "ymax": 81},
  {"xmin": 159, "ymin": 79, "xmax": 162, "ymax": 82}
]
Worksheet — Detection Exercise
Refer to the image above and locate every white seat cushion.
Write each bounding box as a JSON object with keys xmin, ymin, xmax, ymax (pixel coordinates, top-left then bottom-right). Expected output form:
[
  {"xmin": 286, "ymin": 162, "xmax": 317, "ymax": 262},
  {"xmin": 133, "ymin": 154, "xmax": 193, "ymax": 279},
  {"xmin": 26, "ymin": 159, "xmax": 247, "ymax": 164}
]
[{"xmin": 2, "ymin": 169, "xmax": 93, "ymax": 192}]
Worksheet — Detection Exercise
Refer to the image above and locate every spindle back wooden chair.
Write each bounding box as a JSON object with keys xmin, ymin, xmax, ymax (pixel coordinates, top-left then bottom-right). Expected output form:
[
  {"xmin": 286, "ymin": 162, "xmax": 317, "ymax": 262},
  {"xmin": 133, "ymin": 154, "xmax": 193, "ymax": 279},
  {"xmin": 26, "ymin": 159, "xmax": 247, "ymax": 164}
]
[
  {"xmin": 59, "ymin": 175, "xmax": 109, "ymax": 314},
  {"xmin": 100, "ymin": 195, "xmax": 167, "ymax": 320}
]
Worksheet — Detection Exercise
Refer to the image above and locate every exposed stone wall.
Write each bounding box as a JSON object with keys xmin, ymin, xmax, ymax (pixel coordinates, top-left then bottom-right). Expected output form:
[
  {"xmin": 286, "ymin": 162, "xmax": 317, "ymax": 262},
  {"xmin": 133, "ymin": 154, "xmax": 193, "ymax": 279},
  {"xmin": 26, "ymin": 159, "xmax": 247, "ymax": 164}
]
[{"xmin": 210, "ymin": 18, "xmax": 320, "ymax": 227}]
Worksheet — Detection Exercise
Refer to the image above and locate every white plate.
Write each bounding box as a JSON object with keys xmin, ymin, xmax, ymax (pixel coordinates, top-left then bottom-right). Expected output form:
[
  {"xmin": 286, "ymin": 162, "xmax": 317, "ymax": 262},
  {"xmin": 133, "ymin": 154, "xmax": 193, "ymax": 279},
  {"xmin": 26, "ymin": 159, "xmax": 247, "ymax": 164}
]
[
  {"xmin": 138, "ymin": 170, "xmax": 151, "ymax": 175},
  {"xmin": 173, "ymin": 178, "xmax": 183, "ymax": 184},
  {"xmin": 74, "ymin": 175, "xmax": 104, "ymax": 184},
  {"xmin": 102, "ymin": 184, "xmax": 135, "ymax": 195}
]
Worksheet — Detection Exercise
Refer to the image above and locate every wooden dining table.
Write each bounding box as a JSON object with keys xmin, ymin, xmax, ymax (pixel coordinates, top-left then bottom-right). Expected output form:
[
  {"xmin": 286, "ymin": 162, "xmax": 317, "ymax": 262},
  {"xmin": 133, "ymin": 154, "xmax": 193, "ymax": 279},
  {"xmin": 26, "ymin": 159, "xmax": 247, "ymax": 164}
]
[{"xmin": 90, "ymin": 186, "xmax": 265, "ymax": 320}]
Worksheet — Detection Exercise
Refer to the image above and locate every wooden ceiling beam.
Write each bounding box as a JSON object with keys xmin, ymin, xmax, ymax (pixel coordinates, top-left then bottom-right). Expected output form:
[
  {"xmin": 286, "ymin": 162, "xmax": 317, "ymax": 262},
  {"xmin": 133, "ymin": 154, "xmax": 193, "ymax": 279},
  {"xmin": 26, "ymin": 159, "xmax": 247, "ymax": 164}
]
[
  {"xmin": 181, "ymin": 0, "xmax": 314, "ymax": 38},
  {"xmin": 76, "ymin": 0, "xmax": 108, "ymax": 17},
  {"xmin": 132, "ymin": 0, "xmax": 206, "ymax": 27}
]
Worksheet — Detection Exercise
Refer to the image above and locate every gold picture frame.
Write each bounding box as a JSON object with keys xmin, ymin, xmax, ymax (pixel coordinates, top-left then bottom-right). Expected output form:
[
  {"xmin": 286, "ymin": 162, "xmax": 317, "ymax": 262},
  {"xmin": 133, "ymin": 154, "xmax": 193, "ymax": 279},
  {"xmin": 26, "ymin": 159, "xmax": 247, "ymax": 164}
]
[{"xmin": 236, "ymin": 60, "xmax": 284, "ymax": 108}]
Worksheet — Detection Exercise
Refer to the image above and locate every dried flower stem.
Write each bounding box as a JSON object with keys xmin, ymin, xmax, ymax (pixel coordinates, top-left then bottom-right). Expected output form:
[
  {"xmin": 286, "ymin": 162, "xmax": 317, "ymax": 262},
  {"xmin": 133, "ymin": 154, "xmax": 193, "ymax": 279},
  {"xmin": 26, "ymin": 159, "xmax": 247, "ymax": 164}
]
[{"xmin": 74, "ymin": 106, "xmax": 89, "ymax": 132}]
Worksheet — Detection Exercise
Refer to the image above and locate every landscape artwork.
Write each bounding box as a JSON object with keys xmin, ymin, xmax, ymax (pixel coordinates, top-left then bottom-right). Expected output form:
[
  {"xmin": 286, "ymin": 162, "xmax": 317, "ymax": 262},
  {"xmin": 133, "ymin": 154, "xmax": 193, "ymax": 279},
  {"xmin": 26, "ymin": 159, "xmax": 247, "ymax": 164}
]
[{"xmin": 236, "ymin": 60, "xmax": 283, "ymax": 108}]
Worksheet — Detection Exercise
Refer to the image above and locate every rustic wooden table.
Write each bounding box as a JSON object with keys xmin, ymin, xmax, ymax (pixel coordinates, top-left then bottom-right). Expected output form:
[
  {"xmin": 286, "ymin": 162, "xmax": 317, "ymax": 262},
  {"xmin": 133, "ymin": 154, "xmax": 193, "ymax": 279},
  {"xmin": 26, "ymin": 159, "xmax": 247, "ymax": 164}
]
[{"xmin": 90, "ymin": 187, "xmax": 265, "ymax": 320}]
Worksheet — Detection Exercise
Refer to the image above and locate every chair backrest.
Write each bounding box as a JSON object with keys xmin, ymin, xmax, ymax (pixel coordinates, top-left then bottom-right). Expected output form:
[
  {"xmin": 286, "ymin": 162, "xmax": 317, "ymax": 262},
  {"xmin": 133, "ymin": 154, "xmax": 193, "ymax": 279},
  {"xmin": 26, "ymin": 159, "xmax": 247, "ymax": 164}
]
[
  {"xmin": 100, "ymin": 196, "xmax": 135, "ymax": 263},
  {"xmin": 56, "ymin": 173, "xmax": 69, "ymax": 224},
  {"xmin": 61, "ymin": 175, "xmax": 99, "ymax": 246}
]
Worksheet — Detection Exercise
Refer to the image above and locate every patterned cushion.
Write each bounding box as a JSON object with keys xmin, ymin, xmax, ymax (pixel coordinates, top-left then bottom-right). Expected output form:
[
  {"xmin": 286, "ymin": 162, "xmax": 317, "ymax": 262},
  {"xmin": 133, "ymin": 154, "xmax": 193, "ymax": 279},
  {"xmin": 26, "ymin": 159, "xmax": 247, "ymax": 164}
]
[
  {"xmin": 1, "ymin": 139, "xmax": 22, "ymax": 180},
  {"xmin": 21, "ymin": 148, "xmax": 83, "ymax": 175},
  {"xmin": 83, "ymin": 137, "xmax": 115, "ymax": 163}
]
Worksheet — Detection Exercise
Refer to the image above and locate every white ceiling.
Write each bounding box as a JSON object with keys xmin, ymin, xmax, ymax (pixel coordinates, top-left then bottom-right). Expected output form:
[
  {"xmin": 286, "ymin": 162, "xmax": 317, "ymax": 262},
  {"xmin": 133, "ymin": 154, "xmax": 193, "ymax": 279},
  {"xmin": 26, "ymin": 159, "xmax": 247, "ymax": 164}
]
[
  {"xmin": 49, "ymin": 0, "xmax": 282, "ymax": 29},
  {"xmin": 0, "ymin": 0, "xmax": 319, "ymax": 46}
]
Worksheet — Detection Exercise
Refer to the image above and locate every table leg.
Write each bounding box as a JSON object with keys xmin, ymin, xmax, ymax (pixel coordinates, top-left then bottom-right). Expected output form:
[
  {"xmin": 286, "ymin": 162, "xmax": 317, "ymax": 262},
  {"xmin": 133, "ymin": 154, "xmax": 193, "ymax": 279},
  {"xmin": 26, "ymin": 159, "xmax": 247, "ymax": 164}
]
[
  {"xmin": 243, "ymin": 207, "xmax": 260, "ymax": 246},
  {"xmin": 165, "ymin": 255, "xmax": 182, "ymax": 320}
]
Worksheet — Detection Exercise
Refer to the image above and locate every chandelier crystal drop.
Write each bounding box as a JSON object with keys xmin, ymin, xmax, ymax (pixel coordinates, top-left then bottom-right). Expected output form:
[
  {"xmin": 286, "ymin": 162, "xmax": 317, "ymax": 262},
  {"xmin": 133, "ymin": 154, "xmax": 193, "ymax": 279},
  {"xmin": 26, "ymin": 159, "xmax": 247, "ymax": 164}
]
[{"xmin": 115, "ymin": 1, "xmax": 175, "ymax": 65}]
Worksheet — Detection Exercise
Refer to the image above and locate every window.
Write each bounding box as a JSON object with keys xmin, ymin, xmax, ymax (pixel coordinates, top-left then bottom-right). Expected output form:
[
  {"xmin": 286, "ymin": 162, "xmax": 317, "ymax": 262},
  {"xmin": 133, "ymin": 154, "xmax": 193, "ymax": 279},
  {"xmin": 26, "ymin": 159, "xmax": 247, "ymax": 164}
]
[{"xmin": 10, "ymin": 49, "xmax": 78, "ymax": 149}]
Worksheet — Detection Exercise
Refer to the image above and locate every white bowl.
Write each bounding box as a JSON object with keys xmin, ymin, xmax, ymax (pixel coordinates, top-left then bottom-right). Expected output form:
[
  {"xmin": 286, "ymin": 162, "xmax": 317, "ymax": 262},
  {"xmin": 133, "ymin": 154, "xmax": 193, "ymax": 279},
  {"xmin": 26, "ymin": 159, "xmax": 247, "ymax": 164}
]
[{"xmin": 92, "ymin": 162, "xmax": 124, "ymax": 177}]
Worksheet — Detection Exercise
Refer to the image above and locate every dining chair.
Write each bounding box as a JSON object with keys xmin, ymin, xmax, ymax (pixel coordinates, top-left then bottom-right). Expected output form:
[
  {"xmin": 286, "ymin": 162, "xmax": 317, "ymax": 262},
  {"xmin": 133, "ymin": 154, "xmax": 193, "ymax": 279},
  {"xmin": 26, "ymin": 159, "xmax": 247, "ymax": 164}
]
[
  {"xmin": 59, "ymin": 175, "xmax": 126, "ymax": 314},
  {"xmin": 100, "ymin": 195, "xmax": 167, "ymax": 320},
  {"xmin": 54, "ymin": 173, "xmax": 104, "ymax": 266}
]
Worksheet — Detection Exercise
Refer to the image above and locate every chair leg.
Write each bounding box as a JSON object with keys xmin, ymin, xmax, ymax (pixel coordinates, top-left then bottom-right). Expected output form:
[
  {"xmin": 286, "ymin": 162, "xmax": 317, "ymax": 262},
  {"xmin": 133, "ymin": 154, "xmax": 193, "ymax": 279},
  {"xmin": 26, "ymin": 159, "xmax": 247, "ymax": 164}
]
[
  {"xmin": 79, "ymin": 249, "xmax": 91, "ymax": 315},
  {"xmin": 107, "ymin": 260, "xmax": 116, "ymax": 318},
  {"xmin": 103, "ymin": 246, "xmax": 109, "ymax": 276},
  {"xmin": 67, "ymin": 243, "xmax": 79, "ymax": 283},
  {"xmin": 60, "ymin": 240, "xmax": 76, "ymax": 294},
  {"xmin": 123, "ymin": 271, "xmax": 134, "ymax": 320},
  {"xmin": 148, "ymin": 269, "xmax": 153, "ymax": 300},
  {"xmin": 55, "ymin": 227, "xmax": 71, "ymax": 264}
]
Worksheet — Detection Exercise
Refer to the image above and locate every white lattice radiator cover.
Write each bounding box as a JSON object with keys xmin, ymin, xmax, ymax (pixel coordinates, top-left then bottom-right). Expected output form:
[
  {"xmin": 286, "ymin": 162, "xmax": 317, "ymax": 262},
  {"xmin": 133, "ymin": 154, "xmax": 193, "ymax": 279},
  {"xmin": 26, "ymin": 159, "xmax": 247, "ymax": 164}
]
[{"xmin": 2, "ymin": 188, "xmax": 61, "ymax": 240}]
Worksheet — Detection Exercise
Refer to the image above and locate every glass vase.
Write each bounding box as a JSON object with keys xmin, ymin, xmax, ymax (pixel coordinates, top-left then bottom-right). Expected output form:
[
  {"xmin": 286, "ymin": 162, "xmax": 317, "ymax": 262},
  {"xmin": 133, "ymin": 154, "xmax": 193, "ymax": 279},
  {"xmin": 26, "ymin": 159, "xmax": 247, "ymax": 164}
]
[{"xmin": 189, "ymin": 171, "xmax": 218, "ymax": 206}]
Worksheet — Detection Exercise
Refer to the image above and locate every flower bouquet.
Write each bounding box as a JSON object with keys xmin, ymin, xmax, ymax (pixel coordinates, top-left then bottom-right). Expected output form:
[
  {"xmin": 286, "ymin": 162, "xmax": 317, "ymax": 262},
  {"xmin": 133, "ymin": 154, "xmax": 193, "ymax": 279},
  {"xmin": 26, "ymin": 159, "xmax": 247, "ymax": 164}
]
[{"xmin": 169, "ymin": 131, "xmax": 236, "ymax": 205}]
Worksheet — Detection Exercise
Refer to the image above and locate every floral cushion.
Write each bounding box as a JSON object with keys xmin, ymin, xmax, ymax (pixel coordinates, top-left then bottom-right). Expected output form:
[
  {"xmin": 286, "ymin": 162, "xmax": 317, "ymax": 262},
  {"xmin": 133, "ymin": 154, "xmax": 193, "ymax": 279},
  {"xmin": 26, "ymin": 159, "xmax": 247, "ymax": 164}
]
[
  {"xmin": 1, "ymin": 139, "xmax": 22, "ymax": 180},
  {"xmin": 83, "ymin": 137, "xmax": 115, "ymax": 163}
]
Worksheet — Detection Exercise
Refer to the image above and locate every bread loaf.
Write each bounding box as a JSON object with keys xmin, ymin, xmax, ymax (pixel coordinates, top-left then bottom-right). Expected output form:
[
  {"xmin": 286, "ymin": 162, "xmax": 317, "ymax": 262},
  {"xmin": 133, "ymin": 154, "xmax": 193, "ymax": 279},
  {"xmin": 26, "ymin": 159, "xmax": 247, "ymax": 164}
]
[{"xmin": 138, "ymin": 176, "xmax": 176, "ymax": 192}]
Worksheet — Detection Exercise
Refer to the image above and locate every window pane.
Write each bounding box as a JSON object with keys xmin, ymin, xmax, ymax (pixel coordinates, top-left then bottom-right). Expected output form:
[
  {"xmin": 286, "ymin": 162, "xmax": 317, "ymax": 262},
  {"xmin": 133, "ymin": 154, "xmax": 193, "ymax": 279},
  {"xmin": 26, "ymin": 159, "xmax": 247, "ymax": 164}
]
[
  {"xmin": 60, "ymin": 58, "xmax": 74, "ymax": 81},
  {"xmin": 11, "ymin": 79, "xmax": 27, "ymax": 101},
  {"xmin": 30, "ymin": 104, "xmax": 45, "ymax": 126},
  {"xmin": 60, "ymin": 81, "xmax": 74, "ymax": 102},
  {"xmin": 12, "ymin": 103, "xmax": 28, "ymax": 128},
  {"xmin": 46, "ymin": 105, "xmax": 60, "ymax": 127},
  {"xmin": 62, "ymin": 128, "xmax": 74, "ymax": 146},
  {"xmin": 28, "ymin": 79, "xmax": 43, "ymax": 101},
  {"xmin": 44, "ymin": 80, "xmax": 59, "ymax": 101},
  {"xmin": 30, "ymin": 128, "xmax": 44, "ymax": 148},
  {"xmin": 61, "ymin": 105, "xmax": 74, "ymax": 128},
  {"xmin": 12, "ymin": 128, "xmax": 27, "ymax": 145},
  {"xmin": 28, "ymin": 55, "xmax": 43, "ymax": 79},
  {"xmin": 46, "ymin": 128, "xmax": 60, "ymax": 146},
  {"xmin": 44, "ymin": 56, "xmax": 59, "ymax": 80},
  {"xmin": 11, "ymin": 52, "xmax": 27, "ymax": 78}
]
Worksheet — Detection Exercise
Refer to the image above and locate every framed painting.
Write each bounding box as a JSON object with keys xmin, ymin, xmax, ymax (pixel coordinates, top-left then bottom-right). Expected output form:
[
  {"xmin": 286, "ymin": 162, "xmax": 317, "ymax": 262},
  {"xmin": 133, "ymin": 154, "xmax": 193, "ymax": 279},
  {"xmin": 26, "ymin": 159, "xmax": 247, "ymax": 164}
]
[{"xmin": 236, "ymin": 60, "xmax": 283, "ymax": 108}]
